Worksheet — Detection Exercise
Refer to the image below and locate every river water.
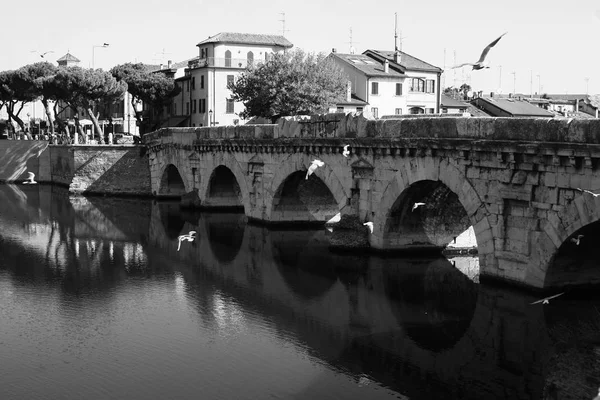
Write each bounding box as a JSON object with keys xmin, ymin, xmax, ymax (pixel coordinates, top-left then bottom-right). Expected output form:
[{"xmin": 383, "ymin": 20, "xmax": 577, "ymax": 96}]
[{"xmin": 1, "ymin": 184, "xmax": 600, "ymax": 400}]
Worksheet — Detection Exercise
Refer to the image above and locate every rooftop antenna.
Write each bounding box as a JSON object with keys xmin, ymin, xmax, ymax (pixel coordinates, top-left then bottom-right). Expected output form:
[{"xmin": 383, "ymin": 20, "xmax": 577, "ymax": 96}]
[
  {"xmin": 453, "ymin": 50, "xmax": 457, "ymax": 88},
  {"xmin": 394, "ymin": 12, "xmax": 398, "ymax": 52},
  {"xmin": 346, "ymin": 27, "xmax": 358, "ymax": 54},
  {"xmin": 279, "ymin": 12, "xmax": 290, "ymax": 37},
  {"xmin": 153, "ymin": 48, "xmax": 172, "ymax": 64}
]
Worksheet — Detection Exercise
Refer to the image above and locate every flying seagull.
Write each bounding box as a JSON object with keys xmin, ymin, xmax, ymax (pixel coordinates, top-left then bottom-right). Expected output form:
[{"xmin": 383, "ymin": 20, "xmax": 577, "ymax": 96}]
[
  {"xmin": 530, "ymin": 292, "xmax": 564, "ymax": 305},
  {"xmin": 576, "ymin": 188, "xmax": 600, "ymax": 197},
  {"xmin": 31, "ymin": 50, "xmax": 54, "ymax": 58},
  {"xmin": 177, "ymin": 231, "xmax": 196, "ymax": 251},
  {"xmin": 306, "ymin": 159, "xmax": 325, "ymax": 180},
  {"xmin": 342, "ymin": 145, "xmax": 350, "ymax": 158},
  {"xmin": 571, "ymin": 234, "xmax": 584, "ymax": 245},
  {"xmin": 363, "ymin": 222, "xmax": 373, "ymax": 234},
  {"xmin": 23, "ymin": 172, "xmax": 37, "ymax": 184},
  {"xmin": 412, "ymin": 202, "xmax": 426, "ymax": 211},
  {"xmin": 451, "ymin": 32, "xmax": 507, "ymax": 70}
]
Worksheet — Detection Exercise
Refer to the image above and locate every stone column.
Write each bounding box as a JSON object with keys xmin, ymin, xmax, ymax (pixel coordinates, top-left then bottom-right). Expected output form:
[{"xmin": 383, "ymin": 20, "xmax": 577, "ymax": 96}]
[
  {"xmin": 247, "ymin": 155, "xmax": 265, "ymax": 220},
  {"xmin": 350, "ymin": 157, "xmax": 375, "ymax": 221}
]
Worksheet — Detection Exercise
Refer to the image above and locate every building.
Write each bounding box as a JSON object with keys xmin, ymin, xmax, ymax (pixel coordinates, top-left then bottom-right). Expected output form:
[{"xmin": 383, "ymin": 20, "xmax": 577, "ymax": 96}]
[
  {"xmin": 183, "ymin": 32, "xmax": 293, "ymax": 127},
  {"xmin": 329, "ymin": 48, "xmax": 442, "ymax": 117},
  {"xmin": 471, "ymin": 96, "xmax": 554, "ymax": 118},
  {"xmin": 441, "ymin": 94, "xmax": 469, "ymax": 114}
]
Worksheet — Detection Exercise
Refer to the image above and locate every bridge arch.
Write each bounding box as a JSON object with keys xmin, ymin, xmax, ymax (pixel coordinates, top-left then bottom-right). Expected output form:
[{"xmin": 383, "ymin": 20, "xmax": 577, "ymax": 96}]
[
  {"xmin": 266, "ymin": 154, "xmax": 350, "ymax": 224},
  {"xmin": 158, "ymin": 163, "xmax": 187, "ymax": 197},
  {"xmin": 372, "ymin": 158, "xmax": 493, "ymax": 269},
  {"xmin": 200, "ymin": 155, "xmax": 251, "ymax": 215}
]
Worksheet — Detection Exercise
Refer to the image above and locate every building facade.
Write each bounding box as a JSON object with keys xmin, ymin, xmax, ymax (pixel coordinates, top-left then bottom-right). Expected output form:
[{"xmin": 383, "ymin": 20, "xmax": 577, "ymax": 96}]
[{"xmin": 181, "ymin": 32, "xmax": 293, "ymax": 127}]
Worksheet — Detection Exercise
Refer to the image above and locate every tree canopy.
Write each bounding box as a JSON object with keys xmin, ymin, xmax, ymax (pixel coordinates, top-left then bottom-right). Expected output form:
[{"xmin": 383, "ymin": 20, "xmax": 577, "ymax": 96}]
[{"xmin": 228, "ymin": 49, "xmax": 347, "ymax": 122}]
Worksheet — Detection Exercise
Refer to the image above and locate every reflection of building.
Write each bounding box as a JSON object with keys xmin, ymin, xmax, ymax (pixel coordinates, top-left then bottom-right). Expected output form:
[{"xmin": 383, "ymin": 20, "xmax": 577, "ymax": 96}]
[
  {"xmin": 329, "ymin": 48, "xmax": 442, "ymax": 117},
  {"xmin": 180, "ymin": 32, "xmax": 293, "ymax": 127}
]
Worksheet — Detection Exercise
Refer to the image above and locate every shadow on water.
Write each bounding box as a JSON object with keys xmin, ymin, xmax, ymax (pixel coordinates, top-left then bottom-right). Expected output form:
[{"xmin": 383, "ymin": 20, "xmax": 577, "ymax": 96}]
[{"xmin": 3, "ymin": 184, "xmax": 600, "ymax": 399}]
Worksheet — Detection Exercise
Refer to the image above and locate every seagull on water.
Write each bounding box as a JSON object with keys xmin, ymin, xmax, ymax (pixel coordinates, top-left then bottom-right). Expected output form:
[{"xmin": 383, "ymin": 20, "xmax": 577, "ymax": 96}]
[
  {"xmin": 530, "ymin": 292, "xmax": 564, "ymax": 305},
  {"xmin": 571, "ymin": 234, "xmax": 584, "ymax": 245},
  {"xmin": 451, "ymin": 32, "xmax": 507, "ymax": 70},
  {"xmin": 363, "ymin": 222, "xmax": 373, "ymax": 234},
  {"xmin": 306, "ymin": 159, "xmax": 325, "ymax": 179},
  {"xmin": 576, "ymin": 188, "xmax": 600, "ymax": 197},
  {"xmin": 412, "ymin": 202, "xmax": 426, "ymax": 211},
  {"xmin": 177, "ymin": 231, "xmax": 196, "ymax": 251},
  {"xmin": 23, "ymin": 172, "xmax": 37, "ymax": 184},
  {"xmin": 342, "ymin": 145, "xmax": 350, "ymax": 158}
]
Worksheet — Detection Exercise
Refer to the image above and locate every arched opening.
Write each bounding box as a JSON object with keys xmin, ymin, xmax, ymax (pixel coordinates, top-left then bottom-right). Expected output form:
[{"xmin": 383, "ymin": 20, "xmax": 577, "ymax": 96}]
[
  {"xmin": 382, "ymin": 256, "xmax": 478, "ymax": 352},
  {"xmin": 205, "ymin": 166, "xmax": 243, "ymax": 210},
  {"xmin": 271, "ymin": 171, "xmax": 339, "ymax": 225},
  {"xmin": 247, "ymin": 51, "xmax": 254, "ymax": 67},
  {"xmin": 158, "ymin": 164, "xmax": 186, "ymax": 198},
  {"xmin": 410, "ymin": 107, "xmax": 425, "ymax": 114},
  {"xmin": 225, "ymin": 50, "xmax": 232, "ymax": 67},
  {"xmin": 204, "ymin": 212, "xmax": 245, "ymax": 264},
  {"xmin": 383, "ymin": 180, "xmax": 476, "ymax": 254},
  {"xmin": 545, "ymin": 221, "xmax": 600, "ymax": 289}
]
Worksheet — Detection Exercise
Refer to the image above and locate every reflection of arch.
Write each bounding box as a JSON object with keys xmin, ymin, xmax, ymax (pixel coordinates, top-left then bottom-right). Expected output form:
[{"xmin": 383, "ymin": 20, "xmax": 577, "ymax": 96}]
[
  {"xmin": 225, "ymin": 50, "xmax": 232, "ymax": 67},
  {"xmin": 266, "ymin": 153, "xmax": 349, "ymax": 222},
  {"xmin": 158, "ymin": 164, "xmax": 187, "ymax": 197},
  {"xmin": 384, "ymin": 180, "xmax": 472, "ymax": 252},
  {"xmin": 204, "ymin": 212, "xmax": 245, "ymax": 264},
  {"xmin": 205, "ymin": 165, "xmax": 243, "ymax": 209},
  {"xmin": 373, "ymin": 159, "xmax": 491, "ymax": 273},
  {"xmin": 270, "ymin": 230, "xmax": 338, "ymax": 300},
  {"xmin": 158, "ymin": 201, "xmax": 186, "ymax": 240},
  {"xmin": 382, "ymin": 256, "xmax": 478, "ymax": 352}
]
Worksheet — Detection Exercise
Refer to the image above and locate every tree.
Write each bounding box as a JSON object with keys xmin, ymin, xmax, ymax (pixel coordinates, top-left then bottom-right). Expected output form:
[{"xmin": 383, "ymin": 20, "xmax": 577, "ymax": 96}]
[
  {"xmin": 228, "ymin": 49, "xmax": 347, "ymax": 122},
  {"xmin": 459, "ymin": 83, "xmax": 472, "ymax": 99},
  {"xmin": 49, "ymin": 67, "xmax": 127, "ymax": 141},
  {"xmin": 0, "ymin": 70, "xmax": 37, "ymax": 133},
  {"xmin": 13, "ymin": 62, "xmax": 58, "ymax": 134},
  {"xmin": 110, "ymin": 63, "xmax": 179, "ymax": 133}
]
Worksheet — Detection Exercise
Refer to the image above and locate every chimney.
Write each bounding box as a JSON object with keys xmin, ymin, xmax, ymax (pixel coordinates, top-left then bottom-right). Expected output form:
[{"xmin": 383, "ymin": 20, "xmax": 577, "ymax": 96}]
[
  {"xmin": 167, "ymin": 60, "xmax": 172, "ymax": 69},
  {"xmin": 383, "ymin": 59, "xmax": 389, "ymax": 73},
  {"xmin": 332, "ymin": 48, "xmax": 337, "ymax": 53},
  {"xmin": 490, "ymin": 92, "xmax": 494, "ymax": 98},
  {"xmin": 394, "ymin": 50, "xmax": 401, "ymax": 64},
  {"xmin": 159, "ymin": 63, "xmax": 163, "ymax": 70},
  {"xmin": 346, "ymin": 81, "xmax": 352, "ymax": 102}
]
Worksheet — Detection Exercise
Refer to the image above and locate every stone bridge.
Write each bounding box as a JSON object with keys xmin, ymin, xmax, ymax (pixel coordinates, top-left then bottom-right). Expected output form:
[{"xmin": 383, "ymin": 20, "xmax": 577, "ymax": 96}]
[{"xmin": 143, "ymin": 113, "xmax": 600, "ymax": 291}]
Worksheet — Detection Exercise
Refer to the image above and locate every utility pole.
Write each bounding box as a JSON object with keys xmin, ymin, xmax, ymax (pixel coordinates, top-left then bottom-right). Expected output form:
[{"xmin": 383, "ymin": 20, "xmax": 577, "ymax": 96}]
[
  {"xmin": 585, "ymin": 77, "xmax": 590, "ymax": 95},
  {"xmin": 511, "ymin": 71, "xmax": 516, "ymax": 95},
  {"xmin": 537, "ymin": 74, "xmax": 541, "ymax": 96},
  {"xmin": 530, "ymin": 70, "xmax": 533, "ymax": 98},
  {"xmin": 442, "ymin": 48, "xmax": 446, "ymax": 92},
  {"xmin": 453, "ymin": 50, "xmax": 457, "ymax": 88},
  {"xmin": 499, "ymin": 65, "xmax": 502, "ymax": 92},
  {"xmin": 279, "ymin": 12, "xmax": 289, "ymax": 37}
]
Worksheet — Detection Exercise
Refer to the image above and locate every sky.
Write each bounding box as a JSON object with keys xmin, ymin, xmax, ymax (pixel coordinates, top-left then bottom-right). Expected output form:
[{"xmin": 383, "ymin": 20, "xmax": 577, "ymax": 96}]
[{"xmin": 4, "ymin": 0, "xmax": 600, "ymax": 96}]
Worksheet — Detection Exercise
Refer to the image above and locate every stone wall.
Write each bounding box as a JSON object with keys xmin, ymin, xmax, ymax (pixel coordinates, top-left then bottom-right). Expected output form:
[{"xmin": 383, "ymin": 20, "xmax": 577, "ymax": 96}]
[{"xmin": 0, "ymin": 140, "xmax": 49, "ymax": 183}]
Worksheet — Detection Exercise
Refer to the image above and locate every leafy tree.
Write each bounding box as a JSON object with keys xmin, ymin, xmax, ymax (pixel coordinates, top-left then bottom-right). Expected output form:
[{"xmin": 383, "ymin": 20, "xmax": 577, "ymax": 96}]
[
  {"xmin": 0, "ymin": 70, "xmax": 37, "ymax": 133},
  {"xmin": 110, "ymin": 63, "xmax": 180, "ymax": 133},
  {"xmin": 228, "ymin": 49, "xmax": 347, "ymax": 122},
  {"xmin": 49, "ymin": 67, "xmax": 127, "ymax": 141},
  {"xmin": 12, "ymin": 62, "xmax": 58, "ymax": 134},
  {"xmin": 459, "ymin": 83, "xmax": 472, "ymax": 99}
]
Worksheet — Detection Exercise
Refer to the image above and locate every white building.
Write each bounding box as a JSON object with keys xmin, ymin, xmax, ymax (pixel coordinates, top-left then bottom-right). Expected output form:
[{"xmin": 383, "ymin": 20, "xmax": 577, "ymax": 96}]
[
  {"xmin": 329, "ymin": 49, "xmax": 442, "ymax": 117},
  {"xmin": 183, "ymin": 32, "xmax": 293, "ymax": 127}
]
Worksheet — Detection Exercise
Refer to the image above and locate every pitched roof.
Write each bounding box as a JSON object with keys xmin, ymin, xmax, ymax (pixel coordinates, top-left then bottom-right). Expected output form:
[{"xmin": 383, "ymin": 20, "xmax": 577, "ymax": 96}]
[
  {"xmin": 145, "ymin": 58, "xmax": 196, "ymax": 73},
  {"xmin": 441, "ymin": 94, "xmax": 468, "ymax": 108},
  {"xmin": 56, "ymin": 52, "xmax": 80, "ymax": 62},
  {"xmin": 365, "ymin": 50, "xmax": 442, "ymax": 73},
  {"xmin": 196, "ymin": 32, "xmax": 293, "ymax": 48},
  {"xmin": 337, "ymin": 94, "xmax": 369, "ymax": 106},
  {"xmin": 330, "ymin": 53, "xmax": 405, "ymax": 78},
  {"xmin": 473, "ymin": 97, "xmax": 554, "ymax": 117}
]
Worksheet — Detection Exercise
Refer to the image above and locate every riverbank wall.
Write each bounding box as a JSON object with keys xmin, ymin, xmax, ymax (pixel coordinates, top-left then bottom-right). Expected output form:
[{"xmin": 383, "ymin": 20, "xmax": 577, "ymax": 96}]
[{"xmin": 0, "ymin": 141, "xmax": 151, "ymax": 196}]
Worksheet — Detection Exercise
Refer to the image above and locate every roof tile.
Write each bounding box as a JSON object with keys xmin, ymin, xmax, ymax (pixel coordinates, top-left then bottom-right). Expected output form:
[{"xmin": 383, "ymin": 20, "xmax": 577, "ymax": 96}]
[{"xmin": 197, "ymin": 32, "xmax": 293, "ymax": 48}]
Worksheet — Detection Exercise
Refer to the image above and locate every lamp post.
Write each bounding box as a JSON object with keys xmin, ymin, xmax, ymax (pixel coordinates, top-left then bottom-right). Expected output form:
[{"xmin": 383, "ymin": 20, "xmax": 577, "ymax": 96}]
[
  {"xmin": 208, "ymin": 109, "xmax": 213, "ymax": 126},
  {"xmin": 92, "ymin": 43, "xmax": 109, "ymax": 69}
]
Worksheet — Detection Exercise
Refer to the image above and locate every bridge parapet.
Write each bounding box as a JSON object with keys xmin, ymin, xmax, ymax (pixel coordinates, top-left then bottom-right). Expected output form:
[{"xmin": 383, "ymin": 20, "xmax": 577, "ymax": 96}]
[{"xmin": 144, "ymin": 114, "xmax": 600, "ymax": 143}]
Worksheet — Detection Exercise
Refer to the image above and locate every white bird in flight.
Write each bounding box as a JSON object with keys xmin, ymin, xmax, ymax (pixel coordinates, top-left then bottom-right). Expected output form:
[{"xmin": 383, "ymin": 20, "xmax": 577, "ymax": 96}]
[
  {"xmin": 23, "ymin": 172, "xmax": 37, "ymax": 184},
  {"xmin": 306, "ymin": 159, "xmax": 325, "ymax": 179},
  {"xmin": 576, "ymin": 188, "xmax": 600, "ymax": 197},
  {"xmin": 363, "ymin": 222, "xmax": 373, "ymax": 234},
  {"xmin": 31, "ymin": 50, "xmax": 54, "ymax": 58},
  {"xmin": 530, "ymin": 292, "xmax": 564, "ymax": 305},
  {"xmin": 412, "ymin": 202, "xmax": 426, "ymax": 211},
  {"xmin": 342, "ymin": 145, "xmax": 350, "ymax": 158},
  {"xmin": 177, "ymin": 231, "xmax": 196, "ymax": 251},
  {"xmin": 451, "ymin": 32, "xmax": 507, "ymax": 70},
  {"xmin": 570, "ymin": 234, "xmax": 584, "ymax": 245}
]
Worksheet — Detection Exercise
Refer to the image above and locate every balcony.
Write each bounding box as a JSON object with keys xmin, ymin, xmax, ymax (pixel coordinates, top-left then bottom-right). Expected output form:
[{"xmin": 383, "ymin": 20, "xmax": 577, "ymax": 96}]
[{"xmin": 188, "ymin": 57, "xmax": 263, "ymax": 69}]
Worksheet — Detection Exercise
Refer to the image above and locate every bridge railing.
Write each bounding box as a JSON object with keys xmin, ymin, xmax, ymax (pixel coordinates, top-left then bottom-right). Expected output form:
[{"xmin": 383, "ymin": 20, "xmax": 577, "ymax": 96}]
[{"xmin": 142, "ymin": 114, "xmax": 600, "ymax": 144}]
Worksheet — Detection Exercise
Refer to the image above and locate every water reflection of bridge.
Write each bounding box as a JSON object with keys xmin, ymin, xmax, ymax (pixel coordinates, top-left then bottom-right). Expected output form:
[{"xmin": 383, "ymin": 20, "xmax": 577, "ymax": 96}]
[{"xmin": 149, "ymin": 203, "xmax": 559, "ymax": 399}]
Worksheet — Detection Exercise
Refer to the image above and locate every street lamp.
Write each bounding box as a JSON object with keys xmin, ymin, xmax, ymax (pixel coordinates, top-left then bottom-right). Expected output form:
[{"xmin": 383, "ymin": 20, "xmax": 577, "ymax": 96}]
[
  {"xmin": 208, "ymin": 109, "xmax": 213, "ymax": 126},
  {"xmin": 92, "ymin": 43, "xmax": 109, "ymax": 69}
]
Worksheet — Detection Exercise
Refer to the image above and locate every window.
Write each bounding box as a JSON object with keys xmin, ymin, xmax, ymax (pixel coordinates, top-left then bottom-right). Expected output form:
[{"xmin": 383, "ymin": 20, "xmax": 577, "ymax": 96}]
[
  {"xmin": 410, "ymin": 106, "xmax": 424, "ymax": 114},
  {"xmin": 371, "ymin": 82, "xmax": 379, "ymax": 95},
  {"xmin": 200, "ymin": 75, "xmax": 204, "ymax": 89},
  {"xmin": 372, "ymin": 107, "xmax": 379, "ymax": 118},
  {"xmin": 426, "ymin": 80, "xmax": 435, "ymax": 93},
  {"xmin": 247, "ymin": 51, "xmax": 254, "ymax": 67},
  {"xmin": 227, "ymin": 75, "xmax": 234, "ymax": 87},
  {"xmin": 265, "ymin": 52, "xmax": 269, "ymax": 62},
  {"xmin": 193, "ymin": 99, "xmax": 197, "ymax": 113},
  {"xmin": 410, "ymin": 78, "xmax": 425, "ymax": 92},
  {"xmin": 225, "ymin": 50, "xmax": 232, "ymax": 67},
  {"xmin": 442, "ymin": 107, "xmax": 448, "ymax": 114},
  {"xmin": 427, "ymin": 108, "xmax": 434, "ymax": 114},
  {"xmin": 395, "ymin": 108, "xmax": 402, "ymax": 115},
  {"xmin": 191, "ymin": 77, "xmax": 195, "ymax": 90},
  {"xmin": 200, "ymin": 48, "xmax": 206, "ymax": 58},
  {"xmin": 337, "ymin": 106, "xmax": 344, "ymax": 112},
  {"xmin": 356, "ymin": 107, "xmax": 363, "ymax": 112},
  {"xmin": 186, "ymin": 102, "xmax": 189, "ymax": 114},
  {"xmin": 201, "ymin": 99, "xmax": 206, "ymax": 113},
  {"xmin": 226, "ymin": 99, "xmax": 234, "ymax": 114},
  {"xmin": 396, "ymin": 83, "xmax": 403, "ymax": 96}
]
